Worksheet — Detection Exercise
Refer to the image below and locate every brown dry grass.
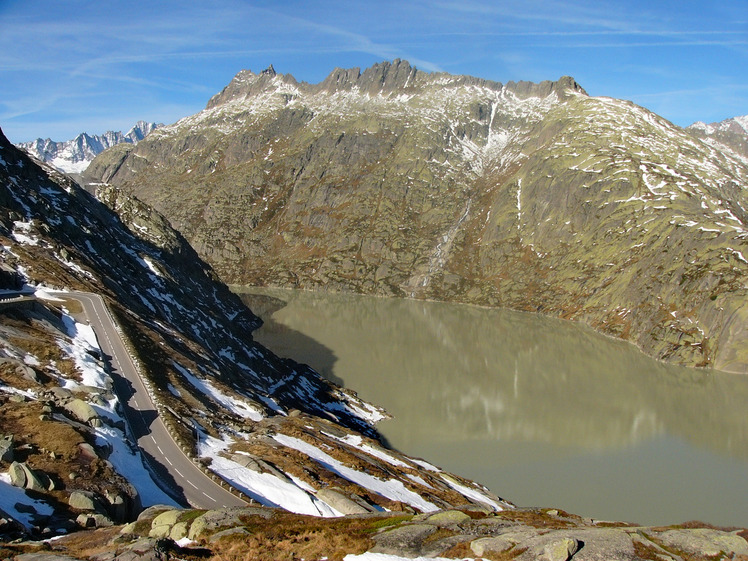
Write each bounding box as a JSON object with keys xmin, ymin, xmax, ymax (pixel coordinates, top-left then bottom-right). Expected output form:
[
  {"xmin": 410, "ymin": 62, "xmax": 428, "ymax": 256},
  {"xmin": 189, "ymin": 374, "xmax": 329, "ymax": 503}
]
[
  {"xmin": 0, "ymin": 360, "xmax": 37, "ymax": 392},
  {"xmin": 42, "ymin": 526, "xmax": 122, "ymax": 559},
  {"xmin": 40, "ymin": 512, "xmax": 417, "ymax": 561},
  {"xmin": 203, "ymin": 512, "xmax": 409, "ymax": 561},
  {"xmin": 490, "ymin": 509, "xmax": 582, "ymax": 530},
  {"xmin": 0, "ymin": 545, "xmax": 26, "ymax": 559},
  {"xmin": 57, "ymin": 297, "xmax": 84, "ymax": 315},
  {"xmin": 3, "ymin": 309, "xmax": 79, "ymax": 381},
  {"xmin": 0, "ymin": 399, "xmax": 85, "ymax": 461},
  {"xmin": 633, "ymin": 539, "xmax": 668, "ymax": 561},
  {"xmin": 0, "ymin": 395, "xmax": 125, "ymax": 509}
]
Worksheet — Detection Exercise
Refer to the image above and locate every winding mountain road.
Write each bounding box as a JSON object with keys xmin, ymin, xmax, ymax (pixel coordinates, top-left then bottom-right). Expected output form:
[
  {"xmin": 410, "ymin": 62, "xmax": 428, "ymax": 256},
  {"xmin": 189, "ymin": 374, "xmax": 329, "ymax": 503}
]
[{"xmin": 68, "ymin": 291, "xmax": 247, "ymax": 509}]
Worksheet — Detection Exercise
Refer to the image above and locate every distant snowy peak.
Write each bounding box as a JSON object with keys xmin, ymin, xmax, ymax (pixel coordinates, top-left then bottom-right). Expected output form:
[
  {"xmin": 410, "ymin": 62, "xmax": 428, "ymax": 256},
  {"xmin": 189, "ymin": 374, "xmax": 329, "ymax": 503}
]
[
  {"xmin": 689, "ymin": 115, "xmax": 748, "ymax": 135},
  {"xmin": 688, "ymin": 115, "xmax": 748, "ymax": 160},
  {"xmin": 17, "ymin": 120, "xmax": 160, "ymax": 174}
]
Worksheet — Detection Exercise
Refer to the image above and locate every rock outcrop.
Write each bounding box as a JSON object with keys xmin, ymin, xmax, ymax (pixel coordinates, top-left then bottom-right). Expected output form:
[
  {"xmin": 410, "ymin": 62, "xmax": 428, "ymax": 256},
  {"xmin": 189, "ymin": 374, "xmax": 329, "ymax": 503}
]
[
  {"xmin": 0, "ymin": 434, "xmax": 14, "ymax": 463},
  {"xmin": 8, "ymin": 461, "xmax": 52, "ymax": 492}
]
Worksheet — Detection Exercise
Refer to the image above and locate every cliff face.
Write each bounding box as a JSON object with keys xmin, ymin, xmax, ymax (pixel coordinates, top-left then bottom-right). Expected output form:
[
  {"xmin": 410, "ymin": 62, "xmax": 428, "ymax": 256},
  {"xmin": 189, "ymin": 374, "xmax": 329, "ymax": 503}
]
[{"xmin": 84, "ymin": 60, "xmax": 748, "ymax": 373}]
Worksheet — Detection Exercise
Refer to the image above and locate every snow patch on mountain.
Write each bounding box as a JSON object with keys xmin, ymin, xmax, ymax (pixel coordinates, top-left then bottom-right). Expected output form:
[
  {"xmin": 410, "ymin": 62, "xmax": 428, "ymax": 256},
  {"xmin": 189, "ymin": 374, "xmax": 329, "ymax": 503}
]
[{"xmin": 273, "ymin": 433, "xmax": 440, "ymax": 513}]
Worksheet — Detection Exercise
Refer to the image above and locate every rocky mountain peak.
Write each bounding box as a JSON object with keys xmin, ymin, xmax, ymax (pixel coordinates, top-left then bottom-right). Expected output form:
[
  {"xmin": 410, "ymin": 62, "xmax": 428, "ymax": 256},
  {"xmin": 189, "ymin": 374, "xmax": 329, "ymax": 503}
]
[
  {"xmin": 315, "ymin": 60, "xmax": 586, "ymax": 101},
  {"xmin": 688, "ymin": 114, "xmax": 748, "ymax": 159},
  {"xmin": 202, "ymin": 60, "xmax": 587, "ymax": 114},
  {"xmin": 205, "ymin": 66, "xmax": 299, "ymax": 109},
  {"xmin": 502, "ymin": 75, "xmax": 587, "ymax": 100},
  {"xmin": 260, "ymin": 64, "xmax": 277, "ymax": 76},
  {"xmin": 125, "ymin": 120, "xmax": 159, "ymax": 142},
  {"xmin": 319, "ymin": 58, "xmax": 420, "ymax": 95}
]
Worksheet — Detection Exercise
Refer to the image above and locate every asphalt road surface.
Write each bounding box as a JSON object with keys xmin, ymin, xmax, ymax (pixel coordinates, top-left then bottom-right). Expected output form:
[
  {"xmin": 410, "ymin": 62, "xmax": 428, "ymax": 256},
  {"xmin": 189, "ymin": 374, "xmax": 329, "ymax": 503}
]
[{"xmin": 68, "ymin": 291, "xmax": 247, "ymax": 509}]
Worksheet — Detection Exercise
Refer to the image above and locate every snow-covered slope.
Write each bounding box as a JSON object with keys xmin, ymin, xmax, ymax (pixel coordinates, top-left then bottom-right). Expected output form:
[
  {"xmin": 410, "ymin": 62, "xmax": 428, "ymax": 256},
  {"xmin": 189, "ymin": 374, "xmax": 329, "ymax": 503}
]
[{"xmin": 17, "ymin": 121, "xmax": 159, "ymax": 174}]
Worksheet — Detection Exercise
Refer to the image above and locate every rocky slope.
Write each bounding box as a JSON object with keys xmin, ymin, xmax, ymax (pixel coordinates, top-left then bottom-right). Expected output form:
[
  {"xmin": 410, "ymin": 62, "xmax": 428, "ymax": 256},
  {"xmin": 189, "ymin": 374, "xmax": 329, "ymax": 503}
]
[
  {"xmin": 17, "ymin": 121, "xmax": 159, "ymax": 175},
  {"xmin": 84, "ymin": 60, "xmax": 748, "ymax": 374},
  {"xmin": 0, "ymin": 127, "xmax": 508, "ymax": 540}
]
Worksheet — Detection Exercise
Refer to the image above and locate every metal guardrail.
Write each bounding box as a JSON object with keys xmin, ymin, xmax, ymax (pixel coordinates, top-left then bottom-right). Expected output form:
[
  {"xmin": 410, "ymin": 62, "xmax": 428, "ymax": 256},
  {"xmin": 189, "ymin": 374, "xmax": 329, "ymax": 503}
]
[{"xmin": 81, "ymin": 294, "xmax": 250, "ymax": 507}]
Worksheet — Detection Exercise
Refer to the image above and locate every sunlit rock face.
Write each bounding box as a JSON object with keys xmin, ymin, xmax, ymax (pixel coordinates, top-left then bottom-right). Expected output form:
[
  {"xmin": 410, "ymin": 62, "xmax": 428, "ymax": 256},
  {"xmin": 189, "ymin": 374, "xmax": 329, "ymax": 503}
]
[{"xmin": 84, "ymin": 60, "xmax": 748, "ymax": 373}]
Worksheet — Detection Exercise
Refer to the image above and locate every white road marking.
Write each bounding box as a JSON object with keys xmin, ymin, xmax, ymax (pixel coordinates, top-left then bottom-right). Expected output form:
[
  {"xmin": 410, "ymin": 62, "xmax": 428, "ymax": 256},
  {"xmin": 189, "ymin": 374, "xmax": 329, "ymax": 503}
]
[
  {"xmin": 202, "ymin": 492, "xmax": 216, "ymax": 502},
  {"xmin": 187, "ymin": 480, "xmax": 199, "ymax": 489},
  {"xmin": 175, "ymin": 468, "xmax": 184, "ymax": 478}
]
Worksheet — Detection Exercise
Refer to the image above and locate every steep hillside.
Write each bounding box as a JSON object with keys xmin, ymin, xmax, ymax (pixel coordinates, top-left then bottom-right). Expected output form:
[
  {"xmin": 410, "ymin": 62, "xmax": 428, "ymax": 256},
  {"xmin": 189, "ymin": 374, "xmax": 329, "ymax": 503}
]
[
  {"xmin": 84, "ymin": 60, "xmax": 748, "ymax": 373},
  {"xmin": 17, "ymin": 121, "xmax": 159, "ymax": 175},
  {"xmin": 0, "ymin": 128, "xmax": 507, "ymax": 539}
]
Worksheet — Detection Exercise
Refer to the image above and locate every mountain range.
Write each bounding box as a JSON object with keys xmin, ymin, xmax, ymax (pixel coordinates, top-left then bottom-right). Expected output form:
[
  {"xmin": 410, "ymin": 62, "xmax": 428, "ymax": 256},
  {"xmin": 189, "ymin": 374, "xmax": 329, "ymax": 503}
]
[
  {"xmin": 84, "ymin": 59, "xmax": 748, "ymax": 374},
  {"xmin": 17, "ymin": 121, "xmax": 159, "ymax": 175}
]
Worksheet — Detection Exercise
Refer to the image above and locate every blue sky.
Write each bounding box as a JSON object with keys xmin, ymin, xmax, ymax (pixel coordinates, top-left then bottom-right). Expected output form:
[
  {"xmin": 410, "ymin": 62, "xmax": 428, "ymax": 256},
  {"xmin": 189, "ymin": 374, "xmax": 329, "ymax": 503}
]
[{"xmin": 1, "ymin": 0, "xmax": 746, "ymax": 143}]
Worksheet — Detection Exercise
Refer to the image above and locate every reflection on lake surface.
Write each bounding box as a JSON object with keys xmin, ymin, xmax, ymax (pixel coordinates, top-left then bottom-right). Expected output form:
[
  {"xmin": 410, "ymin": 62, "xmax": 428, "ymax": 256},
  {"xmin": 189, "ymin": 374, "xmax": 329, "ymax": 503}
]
[{"xmin": 236, "ymin": 287, "xmax": 748, "ymax": 527}]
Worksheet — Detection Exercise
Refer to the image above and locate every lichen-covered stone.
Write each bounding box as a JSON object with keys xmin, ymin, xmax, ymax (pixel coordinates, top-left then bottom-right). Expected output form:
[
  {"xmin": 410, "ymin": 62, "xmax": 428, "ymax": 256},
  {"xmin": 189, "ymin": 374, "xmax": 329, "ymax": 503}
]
[
  {"xmin": 64, "ymin": 398, "xmax": 100, "ymax": 425},
  {"xmin": 69, "ymin": 490, "xmax": 105, "ymax": 513},
  {"xmin": 315, "ymin": 488, "xmax": 372, "ymax": 515},
  {"xmin": 8, "ymin": 461, "xmax": 27, "ymax": 488},
  {"xmin": 652, "ymin": 528, "xmax": 748, "ymax": 558},
  {"xmin": 371, "ymin": 524, "xmax": 437, "ymax": 556},
  {"xmin": 0, "ymin": 435, "xmax": 14, "ymax": 463},
  {"xmin": 538, "ymin": 537, "xmax": 579, "ymax": 561},
  {"xmin": 425, "ymin": 509, "xmax": 471, "ymax": 527}
]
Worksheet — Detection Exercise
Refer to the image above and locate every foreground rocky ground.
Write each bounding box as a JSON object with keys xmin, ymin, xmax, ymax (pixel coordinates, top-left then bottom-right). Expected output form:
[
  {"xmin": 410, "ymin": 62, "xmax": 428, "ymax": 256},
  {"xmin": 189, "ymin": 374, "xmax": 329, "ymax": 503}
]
[{"xmin": 4, "ymin": 504, "xmax": 748, "ymax": 561}]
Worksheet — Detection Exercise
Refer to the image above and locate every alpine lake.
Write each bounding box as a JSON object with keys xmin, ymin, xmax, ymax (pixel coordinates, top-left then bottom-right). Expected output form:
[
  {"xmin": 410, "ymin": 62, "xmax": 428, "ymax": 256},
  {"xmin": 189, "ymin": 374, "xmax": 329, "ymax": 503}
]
[{"xmin": 235, "ymin": 286, "xmax": 748, "ymax": 528}]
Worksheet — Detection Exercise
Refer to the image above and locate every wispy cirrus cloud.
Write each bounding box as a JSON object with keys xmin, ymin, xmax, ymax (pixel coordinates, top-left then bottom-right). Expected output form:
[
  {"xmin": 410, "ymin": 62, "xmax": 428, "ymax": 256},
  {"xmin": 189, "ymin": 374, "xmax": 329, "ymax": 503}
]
[
  {"xmin": 432, "ymin": 0, "xmax": 645, "ymax": 32},
  {"xmin": 0, "ymin": 0, "xmax": 745, "ymax": 140}
]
